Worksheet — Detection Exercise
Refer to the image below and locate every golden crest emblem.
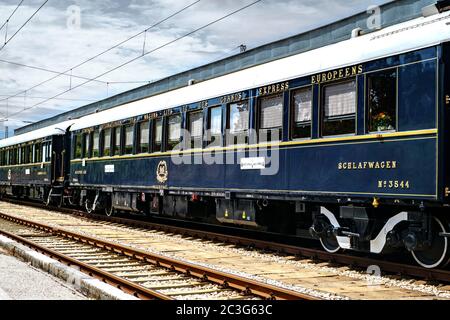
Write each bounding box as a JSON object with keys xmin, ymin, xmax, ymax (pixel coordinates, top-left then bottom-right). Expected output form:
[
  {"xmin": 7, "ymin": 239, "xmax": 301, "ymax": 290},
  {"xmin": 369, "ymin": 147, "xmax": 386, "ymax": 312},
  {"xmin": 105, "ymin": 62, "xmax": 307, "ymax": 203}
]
[{"xmin": 156, "ymin": 161, "xmax": 168, "ymax": 184}]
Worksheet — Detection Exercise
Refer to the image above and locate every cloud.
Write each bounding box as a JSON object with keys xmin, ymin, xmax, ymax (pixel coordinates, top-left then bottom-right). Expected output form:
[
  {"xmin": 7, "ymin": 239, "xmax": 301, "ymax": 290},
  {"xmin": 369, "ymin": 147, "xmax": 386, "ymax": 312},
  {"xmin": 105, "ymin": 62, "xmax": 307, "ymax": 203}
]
[{"xmin": 0, "ymin": 0, "xmax": 391, "ymax": 137}]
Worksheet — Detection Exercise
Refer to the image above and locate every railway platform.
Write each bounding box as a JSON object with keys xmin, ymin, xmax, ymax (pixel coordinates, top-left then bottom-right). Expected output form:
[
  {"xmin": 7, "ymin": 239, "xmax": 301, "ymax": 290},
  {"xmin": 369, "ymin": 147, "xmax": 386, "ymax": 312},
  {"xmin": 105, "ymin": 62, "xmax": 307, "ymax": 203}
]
[{"xmin": 0, "ymin": 248, "xmax": 86, "ymax": 300}]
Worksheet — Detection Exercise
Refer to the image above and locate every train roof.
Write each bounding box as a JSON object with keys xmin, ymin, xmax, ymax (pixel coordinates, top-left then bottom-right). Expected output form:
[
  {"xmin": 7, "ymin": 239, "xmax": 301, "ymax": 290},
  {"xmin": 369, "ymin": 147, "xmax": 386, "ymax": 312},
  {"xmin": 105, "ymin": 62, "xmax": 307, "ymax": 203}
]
[
  {"xmin": 15, "ymin": 0, "xmax": 437, "ymax": 136},
  {"xmin": 0, "ymin": 120, "xmax": 75, "ymax": 148},
  {"xmin": 69, "ymin": 10, "xmax": 450, "ymax": 131}
]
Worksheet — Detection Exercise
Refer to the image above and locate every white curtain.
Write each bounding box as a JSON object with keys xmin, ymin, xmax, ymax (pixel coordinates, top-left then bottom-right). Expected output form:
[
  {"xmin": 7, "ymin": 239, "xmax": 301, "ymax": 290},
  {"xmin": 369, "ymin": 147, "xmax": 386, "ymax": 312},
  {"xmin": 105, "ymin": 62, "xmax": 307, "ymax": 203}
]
[
  {"xmin": 169, "ymin": 115, "xmax": 181, "ymax": 141},
  {"xmin": 260, "ymin": 94, "xmax": 283, "ymax": 129},
  {"xmin": 104, "ymin": 129, "xmax": 111, "ymax": 148},
  {"xmin": 190, "ymin": 112, "xmax": 203, "ymax": 138},
  {"xmin": 155, "ymin": 120, "xmax": 163, "ymax": 143},
  {"xmin": 114, "ymin": 128, "xmax": 121, "ymax": 147},
  {"xmin": 324, "ymin": 80, "xmax": 356, "ymax": 117},
  {"xmin": 294, "ymin": 89, "xmax": 312, "ymax": 122},
  {"xmin": 125, "ymin": 126, "xmax": 134, "ymax": 147},
  {"xmin": 140, "ymin": 122, "xmax": 149, "ymax": 144},
  {"xmin": 93, "ymin": 131, "xmax": 99, "ymax": 151}
]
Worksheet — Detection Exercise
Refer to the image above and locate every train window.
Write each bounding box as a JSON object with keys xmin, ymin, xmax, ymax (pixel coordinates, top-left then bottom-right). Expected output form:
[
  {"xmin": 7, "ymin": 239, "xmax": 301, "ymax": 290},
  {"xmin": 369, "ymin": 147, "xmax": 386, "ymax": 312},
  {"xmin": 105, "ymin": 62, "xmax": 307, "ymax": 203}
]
[
  {"xmin": 153, "ymin": 119, "xmax": 163, "ymax": 152},
  {"xmin": 9, "ymin": 149, "xmax": 14, "ymax": 165},
  {"xmin": 24, "ymin": 146, "xmax": 29, "ymax": 164},
  {"xmin": 23, "ymin": 147, "xmax": 26, "ymax": 164},
  {"xmin": 92, "ymin": 130, "xmax": 100, "ymax": 158},
  {"xmin": 42, "ymin": 144, "xmax": 46, "ymax": 163},
  {"xmin": 367, "ymin": 69, "xmax": 397, "ymax": 132},
  {"xmin": 206, "ymin": 107, "xmax": 222, "ymax": 147},
  {"xmin": 20, "ymin": 146, "xmax": 25, "ymax": 164},
  {"xmin": 73, "ymin": 134, "xmax": 82, "ymax": 159},
  {"xmin": 167, "ymin": 114, "xmax": 182, "ymax": 151},
  {"xmin": 83, "ymin": 133, "xmax": 90, "ymax": 158},
  {"xmin": 45, "ymin": 142, "xmax": 52, "ymax": 162},
  {"xmin": 258, "ymin": 94, "xmax": 283, "ymax": 142},
  {"xmin": 322, "ymin": 80, "xmax": 356, "ymax": 137},
  {"xmin": 138, "ymin": 121, "xmax": 150, "ymax": 154},
  {"xmin": 35, "ymin": 143, "xmax": 42, "ymax": 163},
  {"xmin": 188, "ymin": 111, "xmax": 203, "ymax": 149},
  {"xmin": 102, "ymin": 128, "xmax": 111, "ymax": 157},
  {"xmin": 29, "ymin": 145, "xmax": 34, "ymax": 163},
  {"xmin": 113, "ymin": 127, "xmax": 121, "ymax": 156},
  {"xmin": 42, "ymin": 142, "xmax": 51, "ymax": 162},
  {"xmin": 124, "ymin": 125, "xmax": 134, "ymax": 155},
  {"xmin": 291, "ymin": 87, "xmax": 312, "ymax": 139},
  {"xmin": 24, "ymin": 145, "xmax": 29, "ymax": 164},
  {"xmin": 227, "ymin": 101, "xmax": 249, "ymax": 145}
]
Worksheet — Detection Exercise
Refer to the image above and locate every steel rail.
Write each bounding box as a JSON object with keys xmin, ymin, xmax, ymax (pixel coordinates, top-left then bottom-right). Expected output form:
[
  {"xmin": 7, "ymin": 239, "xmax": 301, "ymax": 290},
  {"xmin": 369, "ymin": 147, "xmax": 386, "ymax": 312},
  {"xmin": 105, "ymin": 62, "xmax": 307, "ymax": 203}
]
[
  {"xmin": 0, "ymin": 226, "xmax": 172, "ymax": 300},
  {"xmin": 0, "ymin": 211, "xmax": 317, "ymax": 300},
  {"xmin": 4, "ymin": 198, "xmax": 450, "ymax": 284}
]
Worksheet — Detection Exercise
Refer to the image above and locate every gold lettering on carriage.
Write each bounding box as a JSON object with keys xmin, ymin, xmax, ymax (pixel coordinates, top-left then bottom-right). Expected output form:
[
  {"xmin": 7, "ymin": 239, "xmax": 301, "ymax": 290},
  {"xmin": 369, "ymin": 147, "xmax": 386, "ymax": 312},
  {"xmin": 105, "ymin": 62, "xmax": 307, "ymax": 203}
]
[
  {"xmin": 258, "ymin": 82, "xmax": 289, "ymax": 97},
  {"xmin": 338, "ymin": 161, "xmax": 398, "ymax": 170},
  {"xmin": 312, "ymin": 65, "xmax": 363, "ymax": 84},
  {"xmin": 220, "ymin": 93, "xmax": 244, "ymax": 104}
]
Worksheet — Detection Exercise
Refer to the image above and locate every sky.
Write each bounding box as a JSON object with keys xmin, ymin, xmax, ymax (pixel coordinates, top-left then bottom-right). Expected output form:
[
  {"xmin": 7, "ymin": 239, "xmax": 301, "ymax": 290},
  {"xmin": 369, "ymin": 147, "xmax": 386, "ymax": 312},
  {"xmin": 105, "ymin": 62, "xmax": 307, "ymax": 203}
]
[{"xmin": 0, "ymin": 0, "xmax": 391, "ymax": 137}]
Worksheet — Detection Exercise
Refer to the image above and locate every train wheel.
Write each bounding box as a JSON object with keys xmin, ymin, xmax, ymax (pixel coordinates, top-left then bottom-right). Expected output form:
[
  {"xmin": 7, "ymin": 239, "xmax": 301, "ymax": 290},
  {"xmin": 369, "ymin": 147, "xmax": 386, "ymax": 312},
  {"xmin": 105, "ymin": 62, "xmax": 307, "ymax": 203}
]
[
  {"xmin": 315, "ymin": 214, "xmax": 341, "ymax": 254},
  {"xmin": 412, "ymin": 216, "xmax": 450, "ymax": 269},
  {"xmin": 320, "ymin": 233, "xmax": 340, "ymax": 253}
]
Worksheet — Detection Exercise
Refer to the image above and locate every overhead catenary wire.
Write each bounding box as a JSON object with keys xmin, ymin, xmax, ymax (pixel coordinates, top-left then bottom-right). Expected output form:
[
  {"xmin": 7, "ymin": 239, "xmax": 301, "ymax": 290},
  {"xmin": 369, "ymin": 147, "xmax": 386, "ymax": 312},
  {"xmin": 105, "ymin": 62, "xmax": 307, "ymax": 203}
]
[
  {"xmin": 0, "ymin": 94, "xmax": 96, "ymax": 102},
  {"xmin": 0, "ymin": 0, "xmax": 25, "ymax": 32},
  {"xmin": 0, "ymin": 58, "xmax": 152, "ymax": 84},
  {"xmin": 0, "ymin": 0, "xmax": 49, "ymax": 52},
  {"xmin": 3, "ymin": 0, "xmax": 263, "ymax": 121},
  {"xmin": 0, "ymin": 0, "xmax": 202, "ymax": 105}
]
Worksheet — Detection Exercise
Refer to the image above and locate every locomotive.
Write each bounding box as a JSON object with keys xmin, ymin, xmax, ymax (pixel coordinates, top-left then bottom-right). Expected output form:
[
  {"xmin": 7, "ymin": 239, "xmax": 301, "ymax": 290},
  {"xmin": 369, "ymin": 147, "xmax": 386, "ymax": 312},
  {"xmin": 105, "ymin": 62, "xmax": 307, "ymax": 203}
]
[{"xmin": 1, "ymin": 6, "xmax": 450, "ymax": 269}]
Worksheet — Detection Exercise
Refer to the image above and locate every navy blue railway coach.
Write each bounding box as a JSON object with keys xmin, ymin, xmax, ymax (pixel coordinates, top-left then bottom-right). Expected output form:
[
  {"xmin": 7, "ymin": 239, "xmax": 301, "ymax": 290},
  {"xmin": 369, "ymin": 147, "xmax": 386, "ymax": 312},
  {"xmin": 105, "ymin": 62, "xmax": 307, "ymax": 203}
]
[
  {"xmin": 0, "ymin": 121, "xmax": 74, "ymax": 204},
  {"xmin": 2, "ymin": 6, "xmax": 450, "ymax": 268}
]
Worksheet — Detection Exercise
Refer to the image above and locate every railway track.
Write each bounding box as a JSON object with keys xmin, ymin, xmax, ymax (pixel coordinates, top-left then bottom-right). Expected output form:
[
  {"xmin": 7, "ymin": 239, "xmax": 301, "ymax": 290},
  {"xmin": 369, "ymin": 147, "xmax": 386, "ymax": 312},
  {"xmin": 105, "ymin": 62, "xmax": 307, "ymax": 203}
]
[
  {"xmin": 0, "ymin": 210, "xmax": 317, "ymax": 300},
  {"xmin": 1, "ymin": 200, "xmax": 450, "ymax": 299}
]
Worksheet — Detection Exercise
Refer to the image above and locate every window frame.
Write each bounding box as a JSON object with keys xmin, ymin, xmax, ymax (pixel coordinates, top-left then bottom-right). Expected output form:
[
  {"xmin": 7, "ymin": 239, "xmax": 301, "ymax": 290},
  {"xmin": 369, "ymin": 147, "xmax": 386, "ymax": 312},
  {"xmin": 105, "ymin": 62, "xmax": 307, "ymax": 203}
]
[
  {"xmin": 320, "ymin": 78, "xmax": 358, "ymax": 138},
  {"xmin": 226, "ymin": 100, "xmax": 250, "ymax": 146},
  {"xmin": 187, "ymin": 110, "xmax": 204, "ymax": 150},
  {"xmin": 166, "ymin": 113, "xmax": 182, "ymax": 151},
  {"xmin": 101, "ymin": 128, "xmax": 112, "ymax": 157},
  {"xmin": 137, "ymin": 120, "xmax": 150, "ymax": 154},
  {"xmin": 206, "ymin": 105, "xmax": 223, "ymax": 148},
  {"xmin": 73, "ymin": 133, "xmax": 82, "ymax": 160},
  {"xmin": 35, "ymin": 142, "xmax": 42, "ymax": 163},
  {"xmin": 152, "ymin": 118, "xmax": 163, "ymax": 153},
  {"xmin": 290, "ymin": 85, "xmax": 313, "ymax": 141},
  {"xmin": 92, "ymin": 129, "xmax": 100, "ymax": 158},
  {"xmin": 82, "ymin": 132, "xmax": 91, "ymax": 159},
  {"xmin": 123, "ymin": 124, "xmax": 135, "ymax": 155},
  {"xmin": 365, "ymin": 67, "xmax": 398, "ymax": 134},
  {"xmin": 112, "ymin": 127, "xmax": 122, "ymax": 156},
  {"xmin": 257, "ymin": 93, "xmax": 284, "ymax": 143}
]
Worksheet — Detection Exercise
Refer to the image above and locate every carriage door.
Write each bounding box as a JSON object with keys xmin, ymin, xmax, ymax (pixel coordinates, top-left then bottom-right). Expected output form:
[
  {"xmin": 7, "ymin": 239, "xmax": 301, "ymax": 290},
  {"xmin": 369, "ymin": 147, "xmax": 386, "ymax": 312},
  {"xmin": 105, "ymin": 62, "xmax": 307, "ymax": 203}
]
[
  {"xmin": 443, "ymin": 42, "xmax": 450, "ymax": 201},
  {"xmin": 50, "ymin": 136, "xmax": 64, "ymax": 185}
]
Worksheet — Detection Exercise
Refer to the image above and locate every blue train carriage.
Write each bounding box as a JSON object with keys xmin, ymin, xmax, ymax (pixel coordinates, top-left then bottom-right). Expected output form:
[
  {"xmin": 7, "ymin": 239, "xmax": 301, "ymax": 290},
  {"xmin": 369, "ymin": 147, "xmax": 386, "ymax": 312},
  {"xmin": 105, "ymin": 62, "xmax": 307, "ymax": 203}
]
[
  {"xmin": 0, "ymin": 121, "xmax": 73, "ymax": 205},
  {"xmin": 67, "ymin": 10, "xmax": 450, "ymax": 268}
]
